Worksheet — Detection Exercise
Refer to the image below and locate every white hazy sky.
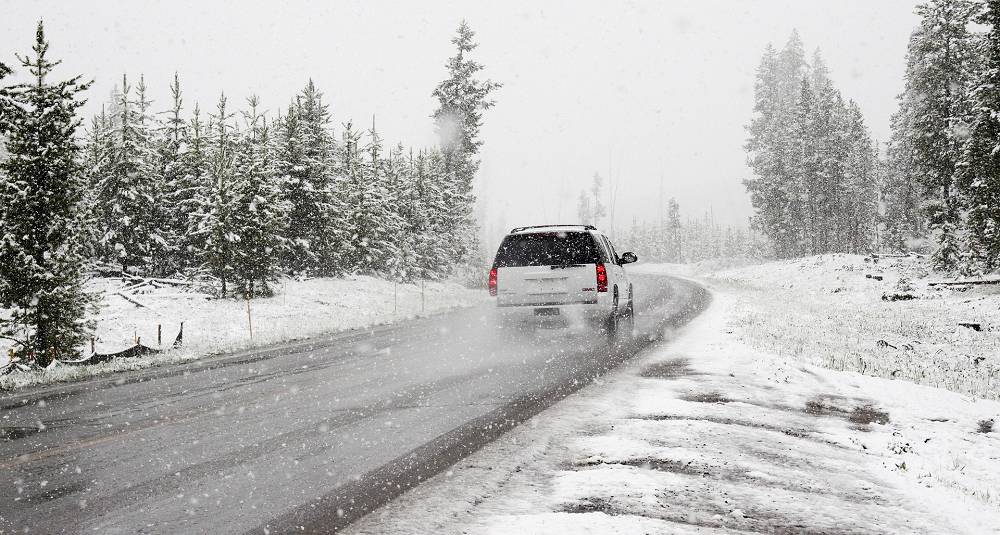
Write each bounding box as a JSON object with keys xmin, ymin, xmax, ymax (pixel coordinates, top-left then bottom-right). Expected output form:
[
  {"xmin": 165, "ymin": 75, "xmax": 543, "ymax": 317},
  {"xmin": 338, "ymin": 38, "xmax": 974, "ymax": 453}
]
[{"xmin": 2, "ymin": 0, "xmax": 921, "ymax": 247}]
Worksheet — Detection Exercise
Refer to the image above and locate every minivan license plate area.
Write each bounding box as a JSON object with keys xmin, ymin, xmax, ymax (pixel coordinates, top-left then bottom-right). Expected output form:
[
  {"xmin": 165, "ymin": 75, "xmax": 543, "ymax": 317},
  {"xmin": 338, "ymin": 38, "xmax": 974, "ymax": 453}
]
[{"xmin": 534, "ymin": 307, "xmax": 560, "ymax": 316}]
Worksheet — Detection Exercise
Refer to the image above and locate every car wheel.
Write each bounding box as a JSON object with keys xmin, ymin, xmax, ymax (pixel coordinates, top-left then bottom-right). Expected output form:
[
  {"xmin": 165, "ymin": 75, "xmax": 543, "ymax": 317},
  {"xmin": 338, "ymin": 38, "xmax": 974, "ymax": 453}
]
[
  {"xmin": 620, "ymin": 286, "xmax": 635, "ymax": 343},
  {"xmin": 603, "ymin": 290, "xmax": 620, "ymax": 351}
]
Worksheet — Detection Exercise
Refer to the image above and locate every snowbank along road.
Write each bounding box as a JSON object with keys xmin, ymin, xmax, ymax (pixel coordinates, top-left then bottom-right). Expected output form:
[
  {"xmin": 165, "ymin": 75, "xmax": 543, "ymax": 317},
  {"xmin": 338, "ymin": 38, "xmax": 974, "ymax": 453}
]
[{"xmin": 0, "ymin": 273, "xmax": 708, "ymax": 534}]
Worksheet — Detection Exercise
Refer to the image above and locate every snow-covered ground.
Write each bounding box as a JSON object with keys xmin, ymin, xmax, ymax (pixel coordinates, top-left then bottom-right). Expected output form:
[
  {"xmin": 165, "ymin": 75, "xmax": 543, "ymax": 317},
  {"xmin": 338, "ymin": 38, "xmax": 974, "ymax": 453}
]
[
  {"xmin": 676, "ymin": 254, "xmax": 1000, "ymax": 402},
  {"xmin": 0, "ymin": 276, "xmax": 487, "ymax": 391},
  {"xmin": 346, "ymin": 273, "xmax": 1000, "ymax": 534}
]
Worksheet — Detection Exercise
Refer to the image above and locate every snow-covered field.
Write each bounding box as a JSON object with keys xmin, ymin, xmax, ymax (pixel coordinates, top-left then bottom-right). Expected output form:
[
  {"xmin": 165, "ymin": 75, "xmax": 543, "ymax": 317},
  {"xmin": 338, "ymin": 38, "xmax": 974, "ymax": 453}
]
[
  {"xmin": 347, "ymin": 290, "xmax": 1000, "ymax": 534},
  {"xmin": 672, "ymin": 254, "xmax": 1000, "ymax": 402},
  {"xmin": 0, "ymin": 276, "xmax": 487, "ymax": 391}
]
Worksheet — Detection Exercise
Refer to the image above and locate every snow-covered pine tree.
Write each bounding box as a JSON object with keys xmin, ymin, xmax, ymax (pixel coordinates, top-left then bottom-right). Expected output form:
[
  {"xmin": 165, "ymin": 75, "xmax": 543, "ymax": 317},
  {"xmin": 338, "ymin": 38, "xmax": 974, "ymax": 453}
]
[
  {"xmin": 959, "ymin": 0, "xmax": 1000, "ymax": 272},
  {"xmin": 576, "ymin": 173, "xmax": 607, "ymax": 227},
  {"xmin": 883, "ymin": 104, "xmax": 925, "ymax": 251},
  {"xmin": 231, "ymin": 96, "xmax": 286, "ymax": 297},
  {"xmin": 744, "ymin": 44, "xmax": 787, "ymax": 257},
  {"xmin": 272, "ymin": 104, "xmax": 307, "ymax": 272},
  {"xmin": 178, "ymin": 104, "xmax": 210, "ymax": 271},
  {"xmin": 385, "ymin": 144, "xmax": 419, "ymax": 281},
  {"xmin": 787, "ymin": 76, "xmax": 816, "ymax": 256},
  {"xmin": 744, "ymin": 33, "xmax": 809, "ymax": 259},
  {"xmin": 158, "ymin": 73, "xmax": 189, "ymax": 274},
  {"xmin": 576, "ymin": 191, "xmax": 592, "ymax": 225},
  {"xmin": 899, "ymin": 0, "xmax": 979, "ymax": 269},
  {"xmin": 364, "ymin": 122, "xmax": 402, "ymax": 274},
  {"xmin": 431, "ymin": 21, "xmax": 501, "ymax": 272},
  {"xmin": 666, "ymin": 198, "xmax": 682, "ymax": 262},
  {"xmin": 842, "ymin": 101, "xmax": 878, "ymax": 254},
  {"xmin": 746, "ymin": 32, "xmax": 881, "ymax": 258},
  {"xmin": 191, "ymin": 94, "xmax": 238, "ymax": 295},
  {"xmin": 135, "ymin": 75, "xmax": 171, "ymax": 274},
  {"xmin": 0, "ymin": 21, "xmax": 96, "ymax": 364},
  {"xmin": 94, "ymin": 74, "xmax": 164, "ymax": 274},
  {"xmin": 808, "ymin": 50, "xmax": 850, "ymax": 254},
  {"xmin": 337, "ymin": 121, "xmax": 400, "ymax": 275},
  {"xmin": 337, "ymin": 120, "xmax": 364, "ymax": 271},
  {"xmin": 276, "ymin": 81, "xmax": 341, "ymax": 275},
  {"xmin": 413, "ymin": 148, "xmax": 451, "ymax": 279},
  {"xmin": 79, "ymin": 107, "xmax": 110, "ymax": 261}
]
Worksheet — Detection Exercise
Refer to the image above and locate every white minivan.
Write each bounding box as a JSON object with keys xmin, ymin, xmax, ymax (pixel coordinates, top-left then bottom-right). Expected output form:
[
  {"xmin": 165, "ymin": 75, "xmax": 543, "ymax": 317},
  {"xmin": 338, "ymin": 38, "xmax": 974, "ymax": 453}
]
[{"xmin": 488, "ymin": 225, "xmax": 637, "ymax": 340}]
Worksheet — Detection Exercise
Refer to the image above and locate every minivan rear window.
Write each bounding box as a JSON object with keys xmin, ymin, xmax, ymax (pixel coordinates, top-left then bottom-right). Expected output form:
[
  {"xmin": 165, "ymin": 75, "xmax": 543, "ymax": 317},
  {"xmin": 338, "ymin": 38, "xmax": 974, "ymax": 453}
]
[{"xmin": 493, "ymin": 232, "xmax": 601, "ymax": 267}]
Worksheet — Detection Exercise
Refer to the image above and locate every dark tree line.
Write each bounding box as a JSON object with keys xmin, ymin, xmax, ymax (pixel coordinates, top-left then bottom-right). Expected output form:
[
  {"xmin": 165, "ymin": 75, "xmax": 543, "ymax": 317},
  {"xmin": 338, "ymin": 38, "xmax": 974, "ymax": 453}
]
[
  {"xmin": 744, "ymin": 31, "xmax": 879, "ymax": 259},
  {"xmin": 0, "ymin": 21, "xmax": 499, "ymax": 362},
  {"xmin": 883, "ymin": 0, "xmax": 1000, "ymax": 274}
]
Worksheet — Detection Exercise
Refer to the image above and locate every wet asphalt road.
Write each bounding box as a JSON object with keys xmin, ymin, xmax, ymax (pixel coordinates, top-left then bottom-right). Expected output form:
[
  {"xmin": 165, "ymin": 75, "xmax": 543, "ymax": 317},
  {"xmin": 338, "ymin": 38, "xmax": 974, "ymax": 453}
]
[{"xmin": 0, "ymin": 273, "xmax": 708, "ymax": 534}]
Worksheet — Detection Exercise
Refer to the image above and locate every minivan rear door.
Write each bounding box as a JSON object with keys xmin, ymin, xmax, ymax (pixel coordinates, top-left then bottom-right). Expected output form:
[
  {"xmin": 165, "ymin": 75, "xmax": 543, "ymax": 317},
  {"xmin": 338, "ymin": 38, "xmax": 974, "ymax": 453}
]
[{"xmin": 492, "ymin": 231, "xmax": 602, "ymax": 307}]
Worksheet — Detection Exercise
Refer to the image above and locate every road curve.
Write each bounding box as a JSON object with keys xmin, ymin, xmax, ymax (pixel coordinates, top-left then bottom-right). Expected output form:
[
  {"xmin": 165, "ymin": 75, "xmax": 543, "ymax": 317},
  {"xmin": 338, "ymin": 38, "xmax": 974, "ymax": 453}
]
[{"xmin": 0, "ymin": 274, "xmax": 708, "ymax": 534}]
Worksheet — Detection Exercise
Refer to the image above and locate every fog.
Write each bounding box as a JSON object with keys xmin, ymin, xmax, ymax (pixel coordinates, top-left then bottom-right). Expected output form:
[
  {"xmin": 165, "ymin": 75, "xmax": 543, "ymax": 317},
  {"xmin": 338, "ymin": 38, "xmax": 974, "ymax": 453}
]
[{"xmin": 2, "ymin": 0, "xmax": 920, "ymax": 247}]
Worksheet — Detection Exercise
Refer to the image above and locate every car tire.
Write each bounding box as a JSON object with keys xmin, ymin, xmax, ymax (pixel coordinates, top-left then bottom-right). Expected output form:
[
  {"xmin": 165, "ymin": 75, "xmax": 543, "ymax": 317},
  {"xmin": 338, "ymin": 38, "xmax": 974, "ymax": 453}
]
[
  {"xmin": 603, "ymin": 290, "xmax": 620, "ymax": 352},
  {"xmin": 620, "ymin": 286, "xmax": 635, "ymax": 343}
]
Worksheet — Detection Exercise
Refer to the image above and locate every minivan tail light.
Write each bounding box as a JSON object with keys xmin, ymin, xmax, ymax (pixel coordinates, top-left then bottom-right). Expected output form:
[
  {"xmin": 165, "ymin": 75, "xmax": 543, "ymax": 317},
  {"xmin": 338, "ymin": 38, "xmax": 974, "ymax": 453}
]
[
  {"xmin": 596, "ymin": 263, "xmax": 608, "ymax": 292},
  {"xmin": 489, "ymin": 267, "xmax": 498, "ymax": 296}
]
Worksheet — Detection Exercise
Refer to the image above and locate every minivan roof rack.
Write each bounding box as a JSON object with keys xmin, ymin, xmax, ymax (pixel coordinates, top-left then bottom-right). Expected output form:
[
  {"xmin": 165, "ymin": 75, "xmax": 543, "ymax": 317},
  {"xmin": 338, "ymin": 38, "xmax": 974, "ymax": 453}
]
[{"xmin": 509, "ymin": 224, "xmax": 597, "ymax": 233}]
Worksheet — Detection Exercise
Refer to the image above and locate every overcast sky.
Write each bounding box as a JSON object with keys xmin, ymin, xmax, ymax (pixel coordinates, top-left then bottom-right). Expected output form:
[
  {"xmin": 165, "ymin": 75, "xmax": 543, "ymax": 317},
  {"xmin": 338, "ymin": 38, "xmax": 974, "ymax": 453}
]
[{"xmin": 2, "ymin": 0, "xmax": 921, "ymax": 247}]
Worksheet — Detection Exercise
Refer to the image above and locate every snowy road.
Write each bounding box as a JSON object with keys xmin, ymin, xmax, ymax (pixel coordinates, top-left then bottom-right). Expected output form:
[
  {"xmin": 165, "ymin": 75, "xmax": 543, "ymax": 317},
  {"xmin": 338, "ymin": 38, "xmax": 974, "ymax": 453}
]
[{"xmin": 0, "ymin": 274, "xmax": 708, "ymax": 534}]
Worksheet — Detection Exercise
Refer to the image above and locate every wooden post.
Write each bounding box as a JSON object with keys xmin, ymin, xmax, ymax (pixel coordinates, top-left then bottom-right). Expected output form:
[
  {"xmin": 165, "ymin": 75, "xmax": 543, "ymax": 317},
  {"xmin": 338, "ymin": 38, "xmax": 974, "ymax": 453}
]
[
  {"xmin": 393, "ymin": 280, "xmax": 398, "ymax": 315},
  {"xmin": 246, "ymin": 296, "xmax": 253, "ymax": 340},
  {"xmin": 157, "ymin": 324, "xmax": 162, "ymax": 347},
  {"xmin": 90, "ymin": 337, "xmax": 95, "ymax": 354}
]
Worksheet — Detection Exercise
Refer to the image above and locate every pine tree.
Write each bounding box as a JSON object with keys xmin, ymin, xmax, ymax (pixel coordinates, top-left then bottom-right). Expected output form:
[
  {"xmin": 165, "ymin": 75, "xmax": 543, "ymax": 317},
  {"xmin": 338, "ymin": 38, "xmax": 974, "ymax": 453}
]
[
  {"xmin": 744, "ymin": 33, "xmax": 809, "ymax": 258},
  {"xmin": 959, "ymin": 0, "xmax": 1000, "ymax": 271},
  {"xmin": 276, "ymin": 81, "xmax": 341, "ymax": 275},
  {"xmin": 178, "ymin": 104, "xmax": 210, "ymax": 270},
  {"xmin": 135, "ymin": 75, "xmax": 171, "ymax": 273},
  {"xmin": 231, "ymin": 96, "xmax": 285, "ymax": 297},
  {"xmin": 410, "ymin": 148, "xmax": 451, "ymax": 279},
  {"xmin": 159, "ymin": 73, "xmax": 190, "ymax": 273},
  {"xmin": 191, "ymin": 94, "xmax": 238, "ymax": 295},
  {"xmin": 0, "ymin": 22, "xmax": 95, "ymax": 364},
  {"xmin": 340, "ymin": 120, "xmax": 401, "ymax": 274},
  {"xmin": 809, "ymin": 51, "xmax": 851, "ymax": 253},
  {"xmin": 384, "ymin": 145, "xmax": 418, "ymax": 281},
  {"xmin": 94, "ymin": 74, "xmax": 164, "ymax": 274},
  {"xmin": 358, "ymin": 122, "xmax": 402, "ymax": 274},
  {"xmin": 432, "ymin": 21, "xmax": 501, "ymax": 270},
  {"xmin": 745, "ymin": 32, "xmax": 879, "ymax": 259},
  {"xmin": 576, "ymin": 173, "xmax": 606, "ymax": 226},
  {"xmin": 843, "ymin": 102, "xmax": 878, "ymax": 254},
  {"xmin": 666, "ymin": 198, "xmax": 682, "ymax": 262},
  {"xmin": 787, "ymin": 76, "xmax": 815, "ymax": 256},
  {"xmin": 883, "ymin": 105, "xmax": 925, "ymax": 251},
  {"xmin": 898, "ymin": 0, "xmax": 979, "ymax": 268},
  {"xmin": 79, "ymin": 108, "xmax": 110, "ymax": 261}
]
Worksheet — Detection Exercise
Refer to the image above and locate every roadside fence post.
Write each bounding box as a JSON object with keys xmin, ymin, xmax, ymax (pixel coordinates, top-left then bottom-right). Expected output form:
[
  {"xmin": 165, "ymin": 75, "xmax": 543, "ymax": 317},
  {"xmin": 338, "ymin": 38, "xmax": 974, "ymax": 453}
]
[{"xmin": 246, "ymin": 295, "xmax": 254, "ymax": 340}]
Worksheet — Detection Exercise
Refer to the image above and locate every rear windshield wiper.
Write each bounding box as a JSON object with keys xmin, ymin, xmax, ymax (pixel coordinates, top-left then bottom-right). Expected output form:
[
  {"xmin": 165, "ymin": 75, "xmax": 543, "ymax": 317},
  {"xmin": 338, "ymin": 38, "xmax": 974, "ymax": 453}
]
[{"xmin": 551, "ymin": 263, "xmax": 585, "ymax": 270}]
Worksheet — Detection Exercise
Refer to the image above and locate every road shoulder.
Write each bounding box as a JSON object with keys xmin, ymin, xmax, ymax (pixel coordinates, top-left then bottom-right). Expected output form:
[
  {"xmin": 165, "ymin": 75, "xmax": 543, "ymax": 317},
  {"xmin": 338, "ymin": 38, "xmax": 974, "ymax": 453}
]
[{"xmin": 346, "ymin": 290, "xmax": 1000, "ymax": 535}]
